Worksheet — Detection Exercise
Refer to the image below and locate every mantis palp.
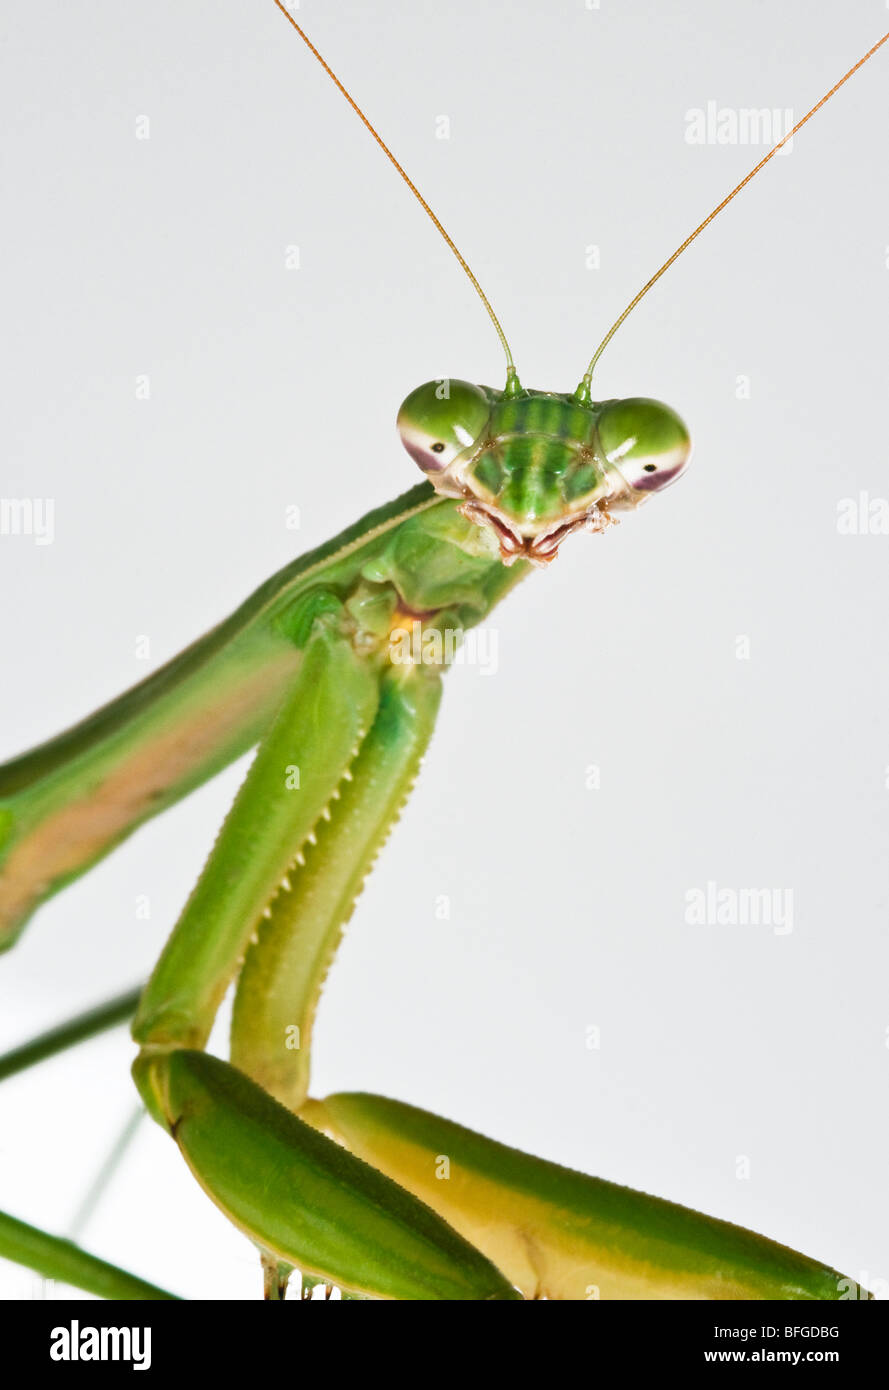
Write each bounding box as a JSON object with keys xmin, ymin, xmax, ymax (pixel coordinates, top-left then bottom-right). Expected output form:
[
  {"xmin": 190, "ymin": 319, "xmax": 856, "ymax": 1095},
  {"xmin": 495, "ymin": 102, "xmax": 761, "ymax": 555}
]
[{"xmin": 1, "ymin": 4, "xmax": 887, "ymax": 1299}]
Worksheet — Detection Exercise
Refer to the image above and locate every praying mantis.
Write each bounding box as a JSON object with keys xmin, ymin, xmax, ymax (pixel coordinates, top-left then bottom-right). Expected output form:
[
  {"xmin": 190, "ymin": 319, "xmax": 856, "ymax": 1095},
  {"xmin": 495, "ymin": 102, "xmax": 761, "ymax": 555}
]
[{"xmin": 1, "ymin": 2, "xmax": 888, "ymax": 1299}]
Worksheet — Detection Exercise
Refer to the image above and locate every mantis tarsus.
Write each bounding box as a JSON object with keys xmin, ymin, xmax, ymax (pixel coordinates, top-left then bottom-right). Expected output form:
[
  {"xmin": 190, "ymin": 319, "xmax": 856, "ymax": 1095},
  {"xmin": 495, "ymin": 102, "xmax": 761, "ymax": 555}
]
[{"xmin": 1, "ymin": 4, "xmax": 887, "ymax": 1299}]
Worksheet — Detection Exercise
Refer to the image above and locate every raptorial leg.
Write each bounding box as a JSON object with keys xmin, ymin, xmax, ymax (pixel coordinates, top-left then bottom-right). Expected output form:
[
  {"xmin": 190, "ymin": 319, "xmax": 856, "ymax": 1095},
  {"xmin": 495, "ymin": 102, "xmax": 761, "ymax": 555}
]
[
  {"xmin": 230, "ymin": 662, "xmax": 442, "ymax": 1110},
  {"xmin": 133, "ymin": 609, "xmax": 381, "ymax": 1052},
  {"xmin": 133, "ymin": 1049, "xmax": 518, "ymax": 1301}
]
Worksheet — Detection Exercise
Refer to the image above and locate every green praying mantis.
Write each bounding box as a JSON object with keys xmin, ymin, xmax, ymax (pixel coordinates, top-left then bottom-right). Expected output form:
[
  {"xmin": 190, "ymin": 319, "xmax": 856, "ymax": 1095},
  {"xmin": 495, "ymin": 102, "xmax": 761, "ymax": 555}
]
[{"xmin": 1, "ymin": 6, "xmax": 887, "ymax": 1300}]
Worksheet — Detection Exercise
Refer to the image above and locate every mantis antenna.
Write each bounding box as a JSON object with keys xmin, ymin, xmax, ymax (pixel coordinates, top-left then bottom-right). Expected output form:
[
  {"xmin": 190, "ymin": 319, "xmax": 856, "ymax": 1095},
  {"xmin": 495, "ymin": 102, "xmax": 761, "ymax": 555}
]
[
  {"xmin": 272, "ymin": 0, "xmax": 519, "ymax": 388},
  {"xmin": 580, "ymin": 28, "xmax": 889, "ymax": 389}
]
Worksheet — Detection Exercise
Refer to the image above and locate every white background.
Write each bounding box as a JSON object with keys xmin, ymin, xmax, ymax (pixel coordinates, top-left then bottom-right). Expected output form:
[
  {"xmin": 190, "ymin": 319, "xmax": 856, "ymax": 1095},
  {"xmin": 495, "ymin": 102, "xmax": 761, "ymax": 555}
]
[{"xmin": 1, "ymin": 0, "xmax": 888, "ymax": 1299}]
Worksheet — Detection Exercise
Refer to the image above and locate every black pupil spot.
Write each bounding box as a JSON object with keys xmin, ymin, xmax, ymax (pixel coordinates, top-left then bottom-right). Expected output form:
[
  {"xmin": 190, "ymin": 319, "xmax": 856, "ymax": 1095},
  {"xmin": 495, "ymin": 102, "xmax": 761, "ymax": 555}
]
[
  {"xmin": 643, "ymin": 463, "xmax": 657, "ymax": 472},
  {"xmin": 431, "ymin": 442, "xmax": 446, "ymax": 453}
]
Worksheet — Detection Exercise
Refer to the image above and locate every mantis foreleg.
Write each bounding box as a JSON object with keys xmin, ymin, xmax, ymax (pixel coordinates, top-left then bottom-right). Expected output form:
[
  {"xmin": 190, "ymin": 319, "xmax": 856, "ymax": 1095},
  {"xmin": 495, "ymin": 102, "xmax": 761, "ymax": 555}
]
[
  {"xmin": 133, "ymin": 607, "xmax": 382, "ymax": 1051},
  {"xmin": 231, "ymin": 662, "xmax": 442, "ymax": 1110},
  {"xmin": 126, "ymin": 602, "xmax": 522, "ymax": 1299},
  {"xmin": 302, "ymin": 1091, "xmax": 865, "ymax": 1302},
  {"xmin": 134, "ymin": 1049, "xmax": 518, "ymax": 1300}
]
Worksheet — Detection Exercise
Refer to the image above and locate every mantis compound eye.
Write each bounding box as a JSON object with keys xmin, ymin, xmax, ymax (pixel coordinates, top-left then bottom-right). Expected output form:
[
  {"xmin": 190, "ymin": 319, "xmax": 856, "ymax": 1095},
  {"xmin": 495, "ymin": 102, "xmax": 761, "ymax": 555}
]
[
  {"xmin": 597, "ymin": 397, "xmax": 691, "ymax": 495},
  {"xmin": 397, "ymin": 379, "xmax": 490, "ymax": 474}
]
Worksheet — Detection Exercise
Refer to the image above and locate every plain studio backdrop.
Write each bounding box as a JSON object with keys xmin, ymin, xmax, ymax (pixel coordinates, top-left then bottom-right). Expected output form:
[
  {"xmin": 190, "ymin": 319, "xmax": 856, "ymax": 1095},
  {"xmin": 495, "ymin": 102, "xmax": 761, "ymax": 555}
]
[{"xmin": 1, "ymin": 0, "xmax": 887, "ymax": 1299}]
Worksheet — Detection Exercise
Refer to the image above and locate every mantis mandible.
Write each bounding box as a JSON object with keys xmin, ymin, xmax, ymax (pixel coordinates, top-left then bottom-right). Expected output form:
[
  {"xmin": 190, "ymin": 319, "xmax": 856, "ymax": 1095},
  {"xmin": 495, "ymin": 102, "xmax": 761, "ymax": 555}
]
[{"xmin": 1, "ymin": 6, "xmax": 886, "ymax": 1299}]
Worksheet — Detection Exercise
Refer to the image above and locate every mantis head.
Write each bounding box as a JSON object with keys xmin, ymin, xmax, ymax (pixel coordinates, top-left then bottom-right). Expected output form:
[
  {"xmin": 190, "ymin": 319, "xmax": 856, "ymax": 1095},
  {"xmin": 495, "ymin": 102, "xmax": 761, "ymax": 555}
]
[
  {"xmin": 282, "ymin": 0, "xmax": 884, "ymax": 572},
  {"xmin": 397, "ymin": 380, "xmax": 691, "ymax": 564}
]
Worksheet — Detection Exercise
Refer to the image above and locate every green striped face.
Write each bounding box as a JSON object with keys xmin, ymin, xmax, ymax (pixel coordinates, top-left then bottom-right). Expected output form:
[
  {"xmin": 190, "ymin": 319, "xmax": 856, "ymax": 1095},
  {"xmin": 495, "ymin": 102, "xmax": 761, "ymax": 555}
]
[{"xmin": 397, "ymin": 381, "xmax": 691, "ymax": 564}]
